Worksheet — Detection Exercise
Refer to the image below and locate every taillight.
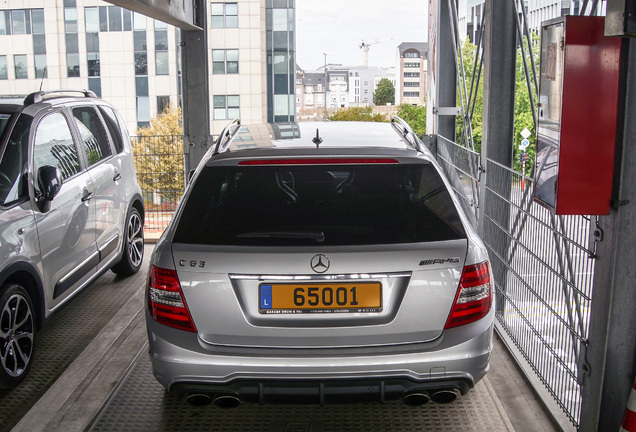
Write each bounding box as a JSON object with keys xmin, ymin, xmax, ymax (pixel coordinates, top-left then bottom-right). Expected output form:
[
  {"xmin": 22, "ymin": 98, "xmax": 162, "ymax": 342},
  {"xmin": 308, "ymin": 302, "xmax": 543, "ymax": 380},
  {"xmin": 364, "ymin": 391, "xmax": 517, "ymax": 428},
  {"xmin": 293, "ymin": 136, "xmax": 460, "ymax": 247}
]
[
  {"xmin": 147, "ymin": 265, "xmax": 197, "ymax": 332},
  {"xmin": 445, "ymin": 261, "xmax": 492, "ymax": 329}
]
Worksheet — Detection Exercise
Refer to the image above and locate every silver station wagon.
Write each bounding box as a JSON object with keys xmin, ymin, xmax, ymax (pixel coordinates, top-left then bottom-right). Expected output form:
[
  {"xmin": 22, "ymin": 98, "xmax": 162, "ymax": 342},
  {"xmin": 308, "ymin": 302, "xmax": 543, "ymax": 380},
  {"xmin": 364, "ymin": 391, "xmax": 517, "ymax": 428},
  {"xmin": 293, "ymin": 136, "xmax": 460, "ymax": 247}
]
[
  {"xmin": 0, "ymin": 90, "xmax": 144, "ymax": 388},
  {"xmin": 146, "ymin": 118, "xmax": 493, "ymax": 408}
]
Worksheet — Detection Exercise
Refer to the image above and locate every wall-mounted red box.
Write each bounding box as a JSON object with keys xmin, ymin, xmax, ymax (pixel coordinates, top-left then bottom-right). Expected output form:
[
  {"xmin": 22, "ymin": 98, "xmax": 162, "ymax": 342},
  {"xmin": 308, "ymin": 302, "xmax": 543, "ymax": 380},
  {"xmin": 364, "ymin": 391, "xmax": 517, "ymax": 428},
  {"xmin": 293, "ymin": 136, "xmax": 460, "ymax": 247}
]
[{"xmin": 533, "ymin": 16, "xmax": 621, "ymax": 215}]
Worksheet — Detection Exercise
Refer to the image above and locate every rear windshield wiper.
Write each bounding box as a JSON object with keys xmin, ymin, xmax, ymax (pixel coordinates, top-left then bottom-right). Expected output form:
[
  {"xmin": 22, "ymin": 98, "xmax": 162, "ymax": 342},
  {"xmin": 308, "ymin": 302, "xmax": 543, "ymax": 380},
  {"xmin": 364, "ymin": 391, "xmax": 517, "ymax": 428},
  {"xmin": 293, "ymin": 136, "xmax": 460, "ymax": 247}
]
[{"xmin": 236, "ymin": 230, "xmax": 325, "ymax": 243}]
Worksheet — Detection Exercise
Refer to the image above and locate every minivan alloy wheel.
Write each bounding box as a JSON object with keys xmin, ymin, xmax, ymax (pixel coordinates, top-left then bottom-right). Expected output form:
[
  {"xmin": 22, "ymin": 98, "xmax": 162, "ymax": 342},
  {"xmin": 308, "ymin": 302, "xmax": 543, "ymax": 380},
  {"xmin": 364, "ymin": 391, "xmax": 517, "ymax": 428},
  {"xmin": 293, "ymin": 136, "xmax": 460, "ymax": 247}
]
[
  {"xmin": 126, "ymin": 210, "xmax": 144, "ymax": 268},
  {"xmin": 0, "ymin": 284, "xmax": 34, "ymax": 384}
]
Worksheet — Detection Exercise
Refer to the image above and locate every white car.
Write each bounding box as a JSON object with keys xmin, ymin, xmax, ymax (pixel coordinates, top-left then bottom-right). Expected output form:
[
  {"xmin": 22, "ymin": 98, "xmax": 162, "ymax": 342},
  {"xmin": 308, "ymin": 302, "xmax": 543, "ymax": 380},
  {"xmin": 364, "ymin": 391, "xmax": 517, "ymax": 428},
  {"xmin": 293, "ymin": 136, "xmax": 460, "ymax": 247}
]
[{"xmin": 0, "ymin": 90, "xmax": 144, "ymax": 388}]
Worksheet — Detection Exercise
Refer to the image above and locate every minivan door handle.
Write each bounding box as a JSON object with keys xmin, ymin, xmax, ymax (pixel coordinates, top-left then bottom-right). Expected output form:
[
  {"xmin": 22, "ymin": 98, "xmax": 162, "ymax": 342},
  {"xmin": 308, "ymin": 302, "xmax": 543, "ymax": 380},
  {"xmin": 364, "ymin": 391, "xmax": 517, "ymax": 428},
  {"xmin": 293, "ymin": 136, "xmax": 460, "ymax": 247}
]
[
  {"xmin": 113, "ymin": 173, "xmax": 121, "ymax": 182},
  {"xmin": 81, "ymin": 190, "xmax": 93, "ymax": 202}
]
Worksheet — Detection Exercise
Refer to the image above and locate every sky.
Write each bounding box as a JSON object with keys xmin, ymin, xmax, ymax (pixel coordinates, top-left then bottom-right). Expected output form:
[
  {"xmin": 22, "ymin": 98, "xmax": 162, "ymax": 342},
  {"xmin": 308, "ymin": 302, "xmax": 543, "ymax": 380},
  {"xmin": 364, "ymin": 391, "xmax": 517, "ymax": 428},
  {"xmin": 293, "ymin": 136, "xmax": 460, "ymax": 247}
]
[{"xmin": 295, "ymin": 0, "xmax": 429, "ymax": 71}]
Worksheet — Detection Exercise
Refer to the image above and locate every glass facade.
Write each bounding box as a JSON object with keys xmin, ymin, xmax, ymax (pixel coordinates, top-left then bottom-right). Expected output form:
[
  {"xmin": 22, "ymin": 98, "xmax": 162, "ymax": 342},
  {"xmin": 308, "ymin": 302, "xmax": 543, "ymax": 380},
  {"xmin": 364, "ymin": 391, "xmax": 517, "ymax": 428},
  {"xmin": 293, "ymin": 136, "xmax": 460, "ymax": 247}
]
[{"xmin": 266, "ymin": 0, "xmax": 295, "ymax": 122}]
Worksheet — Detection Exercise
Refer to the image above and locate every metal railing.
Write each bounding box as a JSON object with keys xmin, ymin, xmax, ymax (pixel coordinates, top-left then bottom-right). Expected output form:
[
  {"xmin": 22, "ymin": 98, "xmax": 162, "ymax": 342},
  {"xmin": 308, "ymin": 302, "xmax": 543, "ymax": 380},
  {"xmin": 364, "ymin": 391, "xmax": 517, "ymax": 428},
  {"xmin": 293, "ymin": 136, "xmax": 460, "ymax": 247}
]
[
  {"xmin": 131, "ymin": 135, "xmax": 186, "ymax": 235},
  {"xmin": 438, "ymin": 139, "xmax": 594, "ymax": 429}
]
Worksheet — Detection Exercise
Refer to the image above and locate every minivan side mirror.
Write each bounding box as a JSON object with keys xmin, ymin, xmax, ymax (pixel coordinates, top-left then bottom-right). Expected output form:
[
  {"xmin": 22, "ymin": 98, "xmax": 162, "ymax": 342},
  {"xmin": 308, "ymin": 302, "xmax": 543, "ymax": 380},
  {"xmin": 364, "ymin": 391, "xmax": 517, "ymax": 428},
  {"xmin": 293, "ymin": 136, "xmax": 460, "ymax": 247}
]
[{"xmin": 36, "ymin": 165, "xmax": 63, "ymax": 213}]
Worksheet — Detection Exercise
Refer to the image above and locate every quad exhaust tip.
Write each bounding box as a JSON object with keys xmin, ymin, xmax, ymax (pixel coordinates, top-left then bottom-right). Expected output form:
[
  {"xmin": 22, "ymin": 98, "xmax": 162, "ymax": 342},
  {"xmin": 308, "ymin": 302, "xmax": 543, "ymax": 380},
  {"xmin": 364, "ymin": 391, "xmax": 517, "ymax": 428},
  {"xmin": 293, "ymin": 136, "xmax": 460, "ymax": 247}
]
[
  {"xmin": 402, "ymin": 392, "xmax": 430, "ymax": 406},
  {"xmin": 212, "ymin": 394, "xmax": 241, "ymax": 409},
  {"xmin": 430, "ymin": 388, "xmax": 460, "ymax": 404},
  {"xmin": 185, "ymin": 393, "xmax": 214, "ymax": 407},
  {"xmin": 184, "ymin": 393, "xmax": 241, "ymax": 408}
]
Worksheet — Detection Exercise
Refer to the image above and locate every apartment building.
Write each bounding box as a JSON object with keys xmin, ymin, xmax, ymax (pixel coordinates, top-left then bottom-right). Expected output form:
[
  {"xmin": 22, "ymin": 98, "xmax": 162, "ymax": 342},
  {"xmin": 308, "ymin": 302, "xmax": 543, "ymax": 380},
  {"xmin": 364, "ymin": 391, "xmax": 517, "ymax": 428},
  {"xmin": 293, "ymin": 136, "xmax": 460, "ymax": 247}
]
[
  {"xmin": 0, "ymin": 0, "xmax": 295, "ymax": 135},
  {"xmin": 396, "ymin": 42, "xmax": 428, "ymax": 106}
]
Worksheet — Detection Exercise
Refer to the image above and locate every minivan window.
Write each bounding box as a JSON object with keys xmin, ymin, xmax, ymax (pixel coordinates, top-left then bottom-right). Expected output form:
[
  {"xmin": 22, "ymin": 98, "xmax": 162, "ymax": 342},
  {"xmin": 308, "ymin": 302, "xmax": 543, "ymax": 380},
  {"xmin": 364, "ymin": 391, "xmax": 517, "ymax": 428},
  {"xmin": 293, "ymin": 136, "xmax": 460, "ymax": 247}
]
[
  {"xmin": 98, "ymin": 106, "xmax": 124, "ymax": 153},
  {"xmin": 73, "ymin": 106, "xmax": 112, "ymax": 166},
  {"xmin": 33, "ymin": 112, "xmax": 80, "ymax": 180},
  {"xmin": 174, "ymin": 163, "xmax": 466, "ymax": 246}
]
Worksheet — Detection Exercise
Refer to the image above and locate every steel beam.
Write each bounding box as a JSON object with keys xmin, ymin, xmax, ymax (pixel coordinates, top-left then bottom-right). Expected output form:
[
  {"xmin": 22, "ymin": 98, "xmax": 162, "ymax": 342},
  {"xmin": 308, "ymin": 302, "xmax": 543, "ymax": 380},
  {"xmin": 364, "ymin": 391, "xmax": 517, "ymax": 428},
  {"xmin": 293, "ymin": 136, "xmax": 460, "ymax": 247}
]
[
  {"xmin": 437, "ymin": 0, "xmax": 458, "ymax": 141},
  {"xmin": 579, "ymin": 37, "xmax": 636, "ymax": 432},
  {"xmin": 479, "ymin": 0, "xmax": 516, "ymax": 314},
  {"xmin": 180, "ymin": 0, "xmax": 212, "ymax": 172},
  {"xmin": 106, "ymin": 0, "xmax": 200, "ymax": 30}
]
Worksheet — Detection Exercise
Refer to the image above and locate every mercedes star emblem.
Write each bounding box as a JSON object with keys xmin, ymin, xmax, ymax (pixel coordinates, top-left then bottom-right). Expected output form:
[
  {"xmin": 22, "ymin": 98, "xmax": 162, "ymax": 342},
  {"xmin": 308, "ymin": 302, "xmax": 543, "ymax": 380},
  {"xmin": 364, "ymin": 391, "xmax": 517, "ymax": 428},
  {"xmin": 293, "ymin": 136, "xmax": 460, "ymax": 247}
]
[{"xmin": 310, "ymin": 254, "xmax": 330, "ymax": 273}]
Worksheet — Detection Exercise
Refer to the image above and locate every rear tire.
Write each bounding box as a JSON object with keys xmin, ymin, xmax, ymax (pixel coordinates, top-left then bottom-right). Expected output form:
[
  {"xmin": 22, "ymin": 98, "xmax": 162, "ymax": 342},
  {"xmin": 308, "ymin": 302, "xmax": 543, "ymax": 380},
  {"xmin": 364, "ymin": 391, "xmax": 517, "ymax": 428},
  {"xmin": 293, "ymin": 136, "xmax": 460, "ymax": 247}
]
[
  {"xmin": 0, "ymin": 283, "xmax": 35, "ymax": 389},
  {"xmin": 112, "ymin": 206, "xmax": 144, "ymax": 276}
]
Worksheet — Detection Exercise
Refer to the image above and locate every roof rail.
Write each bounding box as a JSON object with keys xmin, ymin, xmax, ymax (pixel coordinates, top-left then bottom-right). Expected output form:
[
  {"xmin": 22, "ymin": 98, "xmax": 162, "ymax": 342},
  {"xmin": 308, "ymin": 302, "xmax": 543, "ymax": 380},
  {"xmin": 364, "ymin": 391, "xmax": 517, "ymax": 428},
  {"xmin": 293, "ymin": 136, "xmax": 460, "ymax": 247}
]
[
  {"xmin": 213, "ymin": 118, "xmax": 242, "ymax": 155},
  {"xmin": 24, "ymin": 89, "xmax": 97, "ymax": 106},
  {"xmin": 391, "ymin": 116, "xmax": 424, "ymax": 153}
]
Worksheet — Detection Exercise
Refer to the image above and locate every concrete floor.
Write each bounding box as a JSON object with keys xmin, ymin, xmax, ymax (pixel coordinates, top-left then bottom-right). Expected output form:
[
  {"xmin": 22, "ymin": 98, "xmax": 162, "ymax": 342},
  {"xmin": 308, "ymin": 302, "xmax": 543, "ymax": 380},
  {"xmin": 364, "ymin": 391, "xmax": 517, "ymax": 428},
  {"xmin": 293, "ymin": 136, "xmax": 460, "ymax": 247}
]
[{"xmin": 3, "ymin": 244, "xmax": 564, "ymax": 432}]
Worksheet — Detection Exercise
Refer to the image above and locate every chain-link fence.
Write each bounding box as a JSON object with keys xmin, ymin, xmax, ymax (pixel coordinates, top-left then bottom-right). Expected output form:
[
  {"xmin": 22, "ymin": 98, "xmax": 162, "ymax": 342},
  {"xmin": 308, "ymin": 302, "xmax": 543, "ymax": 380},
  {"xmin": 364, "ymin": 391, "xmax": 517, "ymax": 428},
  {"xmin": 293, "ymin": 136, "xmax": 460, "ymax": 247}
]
[
  {"xmin": 437, "ymin": 136, "xmax": 594, "ymax": 428},
  {"xmin": 131, "ymin": 135, "xmax": 186, "ymax": 236}
]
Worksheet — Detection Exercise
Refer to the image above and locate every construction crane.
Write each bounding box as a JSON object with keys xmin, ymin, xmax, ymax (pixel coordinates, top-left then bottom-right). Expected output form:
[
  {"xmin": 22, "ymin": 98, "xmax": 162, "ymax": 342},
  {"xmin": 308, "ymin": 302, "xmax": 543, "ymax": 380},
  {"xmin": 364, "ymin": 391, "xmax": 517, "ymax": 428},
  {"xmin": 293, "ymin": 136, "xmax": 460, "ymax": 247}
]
[{"xmin": 359, "ymin": 40, "xmax": 379, "ymax": 67}]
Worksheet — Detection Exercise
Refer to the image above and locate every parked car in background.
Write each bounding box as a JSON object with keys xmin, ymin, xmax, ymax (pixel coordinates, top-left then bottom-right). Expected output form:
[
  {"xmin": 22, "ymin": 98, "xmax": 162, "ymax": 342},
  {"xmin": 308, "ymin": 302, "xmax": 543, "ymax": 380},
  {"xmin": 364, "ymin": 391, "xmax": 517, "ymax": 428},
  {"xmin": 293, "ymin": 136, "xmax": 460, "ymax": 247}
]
[
  {"xmin": 146, "ymin": 118, "xmax": 493, "ymax": 407},
  {"xmin": 0, "ymin": 90, "xmax": 144, "ymax": 388}
]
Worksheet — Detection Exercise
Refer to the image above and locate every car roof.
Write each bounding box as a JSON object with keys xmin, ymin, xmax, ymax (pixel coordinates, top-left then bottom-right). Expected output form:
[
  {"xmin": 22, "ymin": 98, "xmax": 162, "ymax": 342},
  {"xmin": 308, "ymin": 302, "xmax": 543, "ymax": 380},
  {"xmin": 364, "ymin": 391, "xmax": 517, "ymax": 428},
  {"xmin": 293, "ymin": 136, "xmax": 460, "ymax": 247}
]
[
  {"xmin": 204, "ymin": 120, "xmax": 433, "ymax": 167},
  {"xmin": 0, "ymin": 90, "xmax": 102, "ymax": 116},
  {"xmin": 230, "ymin": 121, "xmax": 412, "ymax": 151}
]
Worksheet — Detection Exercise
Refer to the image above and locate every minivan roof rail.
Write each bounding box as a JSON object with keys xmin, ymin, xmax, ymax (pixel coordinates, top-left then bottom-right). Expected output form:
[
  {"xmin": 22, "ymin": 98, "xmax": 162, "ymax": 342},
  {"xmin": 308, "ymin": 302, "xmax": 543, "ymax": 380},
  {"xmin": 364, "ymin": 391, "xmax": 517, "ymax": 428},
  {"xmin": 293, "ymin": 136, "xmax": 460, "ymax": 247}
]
[
  {"xmin": 391, "ymin": 116, "xmax": 424, "ymax": 153},
  {"xmin": 213, "ymin": 118, "xmax": 242, "ymax": 155},
  {"xmin": 24, "ymin": 89, "xmax": 97, "ymax": 106}
]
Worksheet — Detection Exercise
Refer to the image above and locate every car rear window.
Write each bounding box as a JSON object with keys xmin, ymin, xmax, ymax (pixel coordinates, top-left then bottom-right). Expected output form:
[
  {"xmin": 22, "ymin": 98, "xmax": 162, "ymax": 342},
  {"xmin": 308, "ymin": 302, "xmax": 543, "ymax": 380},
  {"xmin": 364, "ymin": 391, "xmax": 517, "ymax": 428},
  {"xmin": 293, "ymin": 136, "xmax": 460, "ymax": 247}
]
[{"xmin": 174, "ymin": 163, "xmax": 466, "ymax": 246}]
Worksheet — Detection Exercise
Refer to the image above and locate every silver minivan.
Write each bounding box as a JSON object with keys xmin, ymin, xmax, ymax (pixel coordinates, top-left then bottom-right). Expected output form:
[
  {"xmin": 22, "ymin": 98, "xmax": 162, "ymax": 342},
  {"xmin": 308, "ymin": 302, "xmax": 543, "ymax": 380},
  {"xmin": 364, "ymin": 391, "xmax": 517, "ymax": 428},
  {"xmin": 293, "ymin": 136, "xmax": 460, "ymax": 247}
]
[
  {"xmin": 146, "ymin": 119, "xmax": 494, "ymax": 407},
  {"xmin": 0, "ymin": 90, "xmax": 144, "ymax": 388}
]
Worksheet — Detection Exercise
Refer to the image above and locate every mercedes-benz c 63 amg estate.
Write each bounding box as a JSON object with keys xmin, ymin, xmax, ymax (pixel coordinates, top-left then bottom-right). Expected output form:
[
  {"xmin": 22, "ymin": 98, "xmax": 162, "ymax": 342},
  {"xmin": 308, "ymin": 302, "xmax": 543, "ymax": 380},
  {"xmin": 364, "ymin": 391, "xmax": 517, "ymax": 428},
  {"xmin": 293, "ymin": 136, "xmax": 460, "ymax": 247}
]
[{"xmin": 145, "ymin": 118, "xmax": 493, "ymax": 408}]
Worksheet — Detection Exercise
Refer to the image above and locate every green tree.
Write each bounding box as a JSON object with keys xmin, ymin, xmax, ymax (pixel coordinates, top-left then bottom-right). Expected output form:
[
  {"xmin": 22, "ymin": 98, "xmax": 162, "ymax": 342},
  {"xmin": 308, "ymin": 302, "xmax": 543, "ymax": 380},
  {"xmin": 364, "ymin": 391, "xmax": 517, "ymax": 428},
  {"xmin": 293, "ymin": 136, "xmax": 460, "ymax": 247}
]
[
  {"xmin": 397, "ymin": 103, "xmax": 427, "ymax": 137},
  {"xmin": 133, "ymin": 104, "xmax": 185, "ymax": 207},
  {"xmin": 327, "ymin": 106, "xmax": 388, "ymax": 122},
  {"xmin": 455, "ymin": 37, "xmax": 483, "ymax": 153},
  {"xmin": 373, "ymin": 78, "xmax": 395, "ymax": 106}
]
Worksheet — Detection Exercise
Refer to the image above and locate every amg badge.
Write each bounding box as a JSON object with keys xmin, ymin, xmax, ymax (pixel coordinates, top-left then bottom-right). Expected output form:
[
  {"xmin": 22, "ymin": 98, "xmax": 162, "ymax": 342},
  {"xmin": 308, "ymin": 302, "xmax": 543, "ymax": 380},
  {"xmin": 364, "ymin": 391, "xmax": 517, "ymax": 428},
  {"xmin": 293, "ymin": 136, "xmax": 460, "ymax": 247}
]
[{"xmin": 419, "ymin": 257, "xmax": 461, "ymax": 266}]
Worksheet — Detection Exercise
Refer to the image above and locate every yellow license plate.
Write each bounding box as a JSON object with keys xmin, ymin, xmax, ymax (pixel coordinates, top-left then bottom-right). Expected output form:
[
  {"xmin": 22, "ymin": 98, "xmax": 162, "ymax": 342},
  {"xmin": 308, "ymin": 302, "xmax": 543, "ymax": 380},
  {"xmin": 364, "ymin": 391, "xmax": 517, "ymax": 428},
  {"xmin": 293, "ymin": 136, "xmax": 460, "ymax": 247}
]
[{"xmin": 259, "ymin": 283, "xmax": 382, "ymax": 313}]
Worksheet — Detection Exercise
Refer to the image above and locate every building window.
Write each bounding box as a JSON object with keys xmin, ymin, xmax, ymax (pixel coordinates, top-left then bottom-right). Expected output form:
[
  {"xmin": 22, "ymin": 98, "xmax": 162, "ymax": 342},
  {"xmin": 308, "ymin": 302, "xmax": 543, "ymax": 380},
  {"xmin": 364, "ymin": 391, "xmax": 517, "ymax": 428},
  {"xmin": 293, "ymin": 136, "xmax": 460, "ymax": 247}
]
[
  {"xmin": 155, "ymin": 21, "xmax": 169, "ymax": 75},
  {"xmin": 157, "ymin": 96, "xmax": 170, "ymax": 114},
  {"xmin": 212, "ymin": 49, "xmax": 239, "ymax": 74},
  {"xmin": 108, "ymin": 6, "xmax": 123, "ymax": 31},
  {"xmin": 404, "ymin": 72, "xmax": 420, "ymax": 78},
  {"xmin": 64, "ymin": 8, "xmax": 78, "ymax": 33},
  {"xmin": 155, "ymin": 52, "xmax": 169, "ymax": 75},
  {"xmin": 32, "ymin": 9, "xmax": 45, "ymax": 34},
  {"xmin": 213, "ymin": 95, "xmax": 239, "ymax": 120},
  {"xmin": 11, "ymin": 10, "xmax": 27, "ymax": 35},
  {"xmin": 67, "ymin": 53, "xmax": 80, "ymax": 77},
  {"xmin": 404, "ymin": 82, "xmax": 419, "ymax": 87},
  {"xmin": 403, "ymin": 91, "xmax": 420, "ymax": 98},
  {"xmin": 211, "ymin": 3, "xmax": 238, "ymax": 28},
  {"xmin": 0, "ymin": 56, "xmax": 8, "ymax": 79},
  {"xmin": 34, "ymin": 55, "xmax": 47, "ymax": 79},
  {"xmin": 404, "ymin": 62, "xmax": 419, "ymax": 68},
  {"xmin": 137, "ymin": 96, "xmax": 150, "ymax": 129},
  {"xmin": 14, "ymin": 55, "xmax": 27, "ymax": 79},
  {"xmin": 404, "ymin": 51, "xmax": 419, "ymax": 58}
]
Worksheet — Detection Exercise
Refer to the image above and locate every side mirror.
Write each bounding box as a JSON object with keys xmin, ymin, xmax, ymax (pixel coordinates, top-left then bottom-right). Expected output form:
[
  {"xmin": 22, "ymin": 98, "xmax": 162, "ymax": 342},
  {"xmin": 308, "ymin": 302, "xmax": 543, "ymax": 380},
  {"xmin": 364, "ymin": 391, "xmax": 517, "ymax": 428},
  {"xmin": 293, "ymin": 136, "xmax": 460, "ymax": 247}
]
[{"xmin": 36, "ymin": 166, "xmax": 63, "ymax": 213}]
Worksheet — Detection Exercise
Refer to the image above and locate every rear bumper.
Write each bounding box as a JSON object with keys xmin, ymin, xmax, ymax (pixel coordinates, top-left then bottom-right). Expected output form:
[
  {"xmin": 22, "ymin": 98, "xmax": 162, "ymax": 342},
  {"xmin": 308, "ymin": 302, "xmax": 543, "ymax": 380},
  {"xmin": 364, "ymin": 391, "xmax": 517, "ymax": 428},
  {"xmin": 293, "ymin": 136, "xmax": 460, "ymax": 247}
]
[{"xmin": 146, "ymin": 307, "xmax": 494, "ymax": 402}]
